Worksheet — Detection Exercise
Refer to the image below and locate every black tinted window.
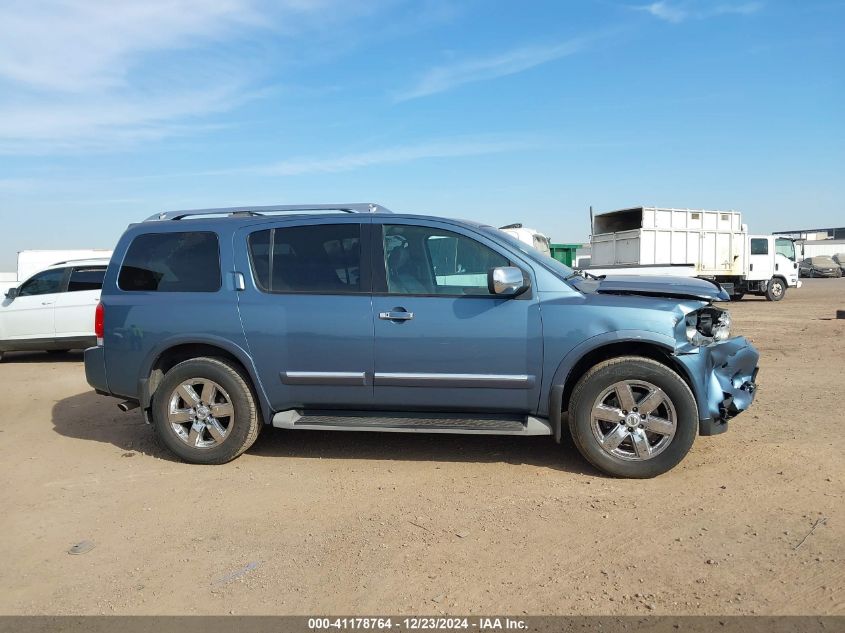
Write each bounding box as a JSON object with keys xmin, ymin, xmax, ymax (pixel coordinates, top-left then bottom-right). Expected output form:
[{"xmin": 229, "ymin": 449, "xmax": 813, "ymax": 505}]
[
  {"xmin": 119, "ymin": 232, "xmax": 220, "ymax": 292},
  {"xmin": 18, "ymin": 268, "xmax": 65, "ymax": 296},
  {"xmin": 249, "ymin": 224, "xmax": 362, "ymax": 293},
  {"xmin": 68, "ymin": 267, "xmax": 106, "ymax": 292},
  {"xmin": 750, "ymin": 239, "xmax": 768, "ymax": 255}
]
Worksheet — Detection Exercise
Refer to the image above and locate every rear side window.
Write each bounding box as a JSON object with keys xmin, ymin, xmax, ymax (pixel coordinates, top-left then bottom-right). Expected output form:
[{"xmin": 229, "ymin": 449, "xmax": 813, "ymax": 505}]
[
  {"xmin": 750, "ymin": 238, "xmax": 769, "ymax": 255},
  {"xmin": 248, "ymin": 224, "xmax": 362, "ymax": 293},
  {"xmin": 68, "ymin": 267, "xmax": 106, "ymax": 292},
  {"xmin": 118, "ymin": 232, "xmax": 221, "ymax": 292}
]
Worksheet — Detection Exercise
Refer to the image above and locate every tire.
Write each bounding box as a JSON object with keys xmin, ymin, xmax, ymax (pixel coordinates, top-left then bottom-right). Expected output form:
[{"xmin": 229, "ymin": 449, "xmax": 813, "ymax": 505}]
[
  {"xmin": 152, "ymin": 357, "xmax": 262, "ymax": 464},
  {"xmin": 730, "ymin": 293, "xmax": 744, "ymax": 301},
  {"xmin": 766, "ymin": 277, "xmax": 786, "ymax": 301},
  {"xmin": 568, "ymin": 356, "xmax": 698, "ymax": 478}
]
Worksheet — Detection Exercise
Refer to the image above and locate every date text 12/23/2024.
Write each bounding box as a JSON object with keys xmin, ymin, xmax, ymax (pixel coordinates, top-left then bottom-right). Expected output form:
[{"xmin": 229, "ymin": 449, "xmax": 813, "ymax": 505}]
[{"xmin": 308, "ymin": 618, "xmax": 527, "ymax": 630}]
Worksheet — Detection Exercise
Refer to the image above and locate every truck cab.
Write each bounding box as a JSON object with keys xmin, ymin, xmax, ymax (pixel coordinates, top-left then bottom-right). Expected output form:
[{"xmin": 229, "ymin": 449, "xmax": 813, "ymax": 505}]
[{"xmin": 744, "ymin": 235, "xmax": 801, "ymax": 300}]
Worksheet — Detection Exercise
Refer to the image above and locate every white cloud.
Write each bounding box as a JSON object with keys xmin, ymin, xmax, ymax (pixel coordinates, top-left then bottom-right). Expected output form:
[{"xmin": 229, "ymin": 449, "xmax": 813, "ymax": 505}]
[
  {"xmin": 0, "ymin": 0, "xmax": 267, "ymax": 93},
  {"xmin": 394, "ymin": 37, "xmax": 590, "ymax": 102},
  {"xmin": 208, "ymin": 138, "xmax": 541, "ymax": 176},
  {"xmin": 639, "ymin": 1, "xmax": 763, "ymax": 23},
  {"xmin": 0, "ymin": 0, "xmax": 355, "ymax": 153}
]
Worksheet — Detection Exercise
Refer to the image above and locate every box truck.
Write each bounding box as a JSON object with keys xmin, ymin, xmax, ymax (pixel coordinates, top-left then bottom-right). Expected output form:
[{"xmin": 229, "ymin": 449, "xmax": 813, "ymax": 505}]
[{"xmin": 584, "ymin": 207, "xmax": 801, "ymax": 301}]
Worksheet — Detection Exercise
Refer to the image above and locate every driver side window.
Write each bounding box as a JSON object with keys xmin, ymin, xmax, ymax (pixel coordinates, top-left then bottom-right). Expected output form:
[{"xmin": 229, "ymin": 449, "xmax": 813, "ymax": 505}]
[
  {"xmin": 382, "ymin": 225, "xmax": 509, "ymax": 296},
  {"xmin": 18, "ymin": 268, "xmax": 66, "ymax": 297}
]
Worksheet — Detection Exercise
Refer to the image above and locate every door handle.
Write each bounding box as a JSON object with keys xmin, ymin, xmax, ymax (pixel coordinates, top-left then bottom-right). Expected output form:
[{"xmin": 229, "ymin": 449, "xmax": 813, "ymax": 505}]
[
  {"xmin": 379, "ymin": 310, "xmax": 414, "ymax": 321},
  {"xmin": 41, "ymin": 301, "xmax": 55, "ymax": 306}
]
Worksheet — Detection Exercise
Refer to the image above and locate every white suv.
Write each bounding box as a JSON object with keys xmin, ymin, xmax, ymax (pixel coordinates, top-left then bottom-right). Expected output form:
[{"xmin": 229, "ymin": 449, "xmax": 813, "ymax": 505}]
[{"xmin": 0, "ymin": 259, "xmax": 109, "ymax": 361}]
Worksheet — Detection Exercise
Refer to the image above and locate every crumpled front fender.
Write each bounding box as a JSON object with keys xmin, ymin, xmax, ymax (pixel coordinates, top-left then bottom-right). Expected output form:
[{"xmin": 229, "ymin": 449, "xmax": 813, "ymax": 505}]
[{"xmin": 675, "ymin": 336, "xmax": 759, "ymax": 436}]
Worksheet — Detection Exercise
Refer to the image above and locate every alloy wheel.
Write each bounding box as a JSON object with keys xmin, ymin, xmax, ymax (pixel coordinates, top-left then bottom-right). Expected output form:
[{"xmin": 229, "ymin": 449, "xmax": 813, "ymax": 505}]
[
  {"xmin": 590, "ymin": 380, "xmax": 677, "ymax": 461},
  {"xmin": 168, "ymin": 379, "xmax": 234, "ymax": 449}
]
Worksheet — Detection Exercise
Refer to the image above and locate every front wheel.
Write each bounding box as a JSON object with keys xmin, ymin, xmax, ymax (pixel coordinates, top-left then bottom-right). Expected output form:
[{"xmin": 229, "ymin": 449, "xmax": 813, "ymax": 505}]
[
  {"xmin": 568, "ymin": 356, "xmax": 698, "ymax": 478},
  {"xmin": 766, "ymin": 277, "xmax": 786, "ymax": 301},
  {"xmin": 152, "ymin": 357, "xmax": 262, "ymax": 464}
]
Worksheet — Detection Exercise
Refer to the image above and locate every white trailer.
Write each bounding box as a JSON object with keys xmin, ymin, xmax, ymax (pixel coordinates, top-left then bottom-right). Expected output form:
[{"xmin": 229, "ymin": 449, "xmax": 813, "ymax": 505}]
[
  {"xmin": 798, "ymin": 239, "xmax": 845, "ymax": 259},
  {"xmin": 585, "ymin": 207, "xmax": 801, "ymax": 301}
]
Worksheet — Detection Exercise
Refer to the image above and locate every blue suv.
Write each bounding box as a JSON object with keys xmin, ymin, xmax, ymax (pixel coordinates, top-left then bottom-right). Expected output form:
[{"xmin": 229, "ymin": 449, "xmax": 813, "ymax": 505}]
[{"xmin": 85, "ymin": 203, "xmax": 759, "ymax": 477}]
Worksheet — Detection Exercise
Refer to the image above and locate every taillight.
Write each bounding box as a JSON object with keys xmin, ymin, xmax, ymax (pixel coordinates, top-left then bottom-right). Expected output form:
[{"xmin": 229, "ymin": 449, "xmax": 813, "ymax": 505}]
[{"xmin": 95, "ymin": 301, "xmax": 105, "ymax": 346}]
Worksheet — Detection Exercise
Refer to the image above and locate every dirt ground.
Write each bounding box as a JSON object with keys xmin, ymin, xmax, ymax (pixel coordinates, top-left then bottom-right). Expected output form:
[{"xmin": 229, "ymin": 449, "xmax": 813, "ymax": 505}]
[{"xmin": 1, "ymin": 279, "xmax": 843, "ymax": 616}]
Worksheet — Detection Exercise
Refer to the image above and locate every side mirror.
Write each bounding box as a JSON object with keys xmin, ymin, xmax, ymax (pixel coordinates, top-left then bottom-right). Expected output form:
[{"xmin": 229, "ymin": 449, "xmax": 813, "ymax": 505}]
[
  {"xmin": 488, "ymin": 266, "xmax": 529, "ymax": 297},
  {"xmin": 4, "ymin": 287, "xmax": 17, "ymax": 300}
]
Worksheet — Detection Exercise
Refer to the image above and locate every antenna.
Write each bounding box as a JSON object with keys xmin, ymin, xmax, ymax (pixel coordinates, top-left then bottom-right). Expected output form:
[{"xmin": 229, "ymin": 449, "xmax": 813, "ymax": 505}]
[{"xmin": 589, "ymin": 205, "xmax": 594, "ymax": 238}]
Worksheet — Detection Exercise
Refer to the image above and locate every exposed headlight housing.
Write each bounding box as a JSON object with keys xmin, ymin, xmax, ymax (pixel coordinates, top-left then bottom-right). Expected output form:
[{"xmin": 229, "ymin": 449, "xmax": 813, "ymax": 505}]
[{"xmin": 686, "ymin": 307, "xmax": 731, "ymax": 346}]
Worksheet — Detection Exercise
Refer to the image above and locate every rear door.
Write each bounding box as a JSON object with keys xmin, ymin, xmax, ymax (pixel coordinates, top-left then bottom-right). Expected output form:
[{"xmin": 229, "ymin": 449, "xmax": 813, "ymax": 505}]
[
  {"xmin": 234, "ymin": 218, "xmax": 374, "ymax": 411},
  {"xmin": 0, "ymin": 267, "xmax": 66, "ymax": 342},
  {"xmin": 748, "ymin": 236, "xmax": 773, "ymax": 281},
  {"xmin": 371, "ymin": 219, "xmax": 543, "ymax": 412},
  {"xmin": 54, "ymin": 265, "xmax": 106, "ymax": 339}
]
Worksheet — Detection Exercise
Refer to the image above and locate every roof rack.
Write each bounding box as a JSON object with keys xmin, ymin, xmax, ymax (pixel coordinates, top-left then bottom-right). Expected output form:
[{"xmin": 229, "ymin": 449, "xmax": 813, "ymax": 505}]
[
  {"xmin": 50, "ymin": 257, "xmax": 111, "ymax": 266},
  {"xmin": 145, "ymin": 203, "xmax": 392, "ymax": 222}
]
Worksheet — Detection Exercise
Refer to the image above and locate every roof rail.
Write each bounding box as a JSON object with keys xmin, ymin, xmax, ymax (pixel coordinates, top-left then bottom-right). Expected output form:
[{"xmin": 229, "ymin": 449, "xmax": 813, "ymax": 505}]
[
  {"xmin": 145, "ymin": 203, "xmax": 392, "ymax": 222},
  {"xmin": 50, "ymin": 257, "xmax": 111, "ymax": 266}
]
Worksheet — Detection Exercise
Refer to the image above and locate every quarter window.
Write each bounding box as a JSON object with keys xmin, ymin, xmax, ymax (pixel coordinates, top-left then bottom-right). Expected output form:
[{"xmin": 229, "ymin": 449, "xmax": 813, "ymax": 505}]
[
  {"xmin": 68, "ymin": 267, "xmax": 106, "ymax": 292},
  {"xmin": 118, "ymin": 232, "xmax": 221, "ymax": 292},
  {"xmin": 248, "ymin": 224, "xmax": 362, "ymax": 293},
  {"xmin": 382, "ymin": 225, "xmax": 509, "ymax": 295},
  {"xmin": 750, "ymin": 238, "xmax": 769, "ymax": 255},
  {"xmin": 18, "ymin": 268, "xmax": 65, "ymax": 296}
]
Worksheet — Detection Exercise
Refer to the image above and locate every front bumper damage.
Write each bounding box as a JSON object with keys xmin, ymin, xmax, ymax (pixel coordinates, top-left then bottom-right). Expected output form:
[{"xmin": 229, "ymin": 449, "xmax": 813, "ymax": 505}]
[{"xmin": 675, "ymin": 336, "xmax": 760, "ymax": 436}]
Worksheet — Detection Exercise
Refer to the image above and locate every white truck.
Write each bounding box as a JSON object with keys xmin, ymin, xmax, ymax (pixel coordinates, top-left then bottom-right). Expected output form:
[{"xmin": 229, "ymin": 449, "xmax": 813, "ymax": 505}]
[
  {"xmin": 499, "ymin": 224, "xmax": 552, "ymax": 257},
  {"xmin": 584, "ymin": 207, "xmax": 801, "ymax": 301}
]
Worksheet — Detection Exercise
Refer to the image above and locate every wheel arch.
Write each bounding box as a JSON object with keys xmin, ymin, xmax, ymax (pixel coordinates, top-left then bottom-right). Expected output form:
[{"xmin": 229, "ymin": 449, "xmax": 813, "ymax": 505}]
[
  {"xmin": 547, "ymin": 331, "xmax": 696, "ymax": 443},
  {"xmin": 138, "ymin": 336, "xmax": 272, "ymax": 424}
]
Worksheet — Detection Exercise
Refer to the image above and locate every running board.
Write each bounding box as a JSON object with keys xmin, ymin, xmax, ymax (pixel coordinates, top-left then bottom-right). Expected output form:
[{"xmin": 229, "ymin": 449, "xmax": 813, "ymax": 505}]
[{"xmin": 271, "ymin": 410, "xmax": 552, "ymax": 436}]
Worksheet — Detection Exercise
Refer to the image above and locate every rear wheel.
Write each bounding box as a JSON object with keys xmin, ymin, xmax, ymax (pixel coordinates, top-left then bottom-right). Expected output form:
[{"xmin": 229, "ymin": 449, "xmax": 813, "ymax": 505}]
[
  {"xmin": 152, "ymin": 357, "xmax": 261, "ymax": 464},
  {"xmin": 766, "ymin": 277, "xmax": 786, "ymax": 301},
  {"xmin": 730, "ymin": 293, "xmax": 745, "ymax": 301},
  {"xmin": 568, "ymin": 356, "xmax": 698, "ymax": 478}
]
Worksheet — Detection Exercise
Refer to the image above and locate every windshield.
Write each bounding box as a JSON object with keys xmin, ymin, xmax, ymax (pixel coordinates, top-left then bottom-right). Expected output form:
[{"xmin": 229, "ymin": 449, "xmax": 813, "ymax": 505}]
[{"xmin": 482, "ymin": 226, "xmax": 584, "ymax": 287}]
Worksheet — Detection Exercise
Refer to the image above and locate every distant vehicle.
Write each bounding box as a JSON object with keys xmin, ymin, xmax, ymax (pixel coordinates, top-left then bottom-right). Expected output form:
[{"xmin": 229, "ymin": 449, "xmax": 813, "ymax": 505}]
[
  {"xmin": 16, "ymin": 249, "xmax": 113, "ymax": 283},
  {"xmin": 0, "ymin": 259, "xmax": 109, "ymax": 360},
  {"xmin": 833, "ymin": 253, "xmax": 845, "ymax": 273},
  {"xmin": 584, "ymin": 207, "xmax": 801, "ymax": 301},
  {"xmin": 86, "ymin": 203, "xmax": 759, "ymax": 478},
  {"xmin": 799, "ymin": 256, "xmax": 842, "ymax": 278},
  {"xmin": 498, "ymin": 224, "xmax": 551, "ymax": 257}
]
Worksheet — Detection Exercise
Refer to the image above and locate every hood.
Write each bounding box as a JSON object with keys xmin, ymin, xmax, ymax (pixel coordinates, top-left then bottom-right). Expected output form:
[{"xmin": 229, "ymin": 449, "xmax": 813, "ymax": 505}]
[{"xmin": 594, "ymin": 275, "xmax": 729, "ymax": 302}]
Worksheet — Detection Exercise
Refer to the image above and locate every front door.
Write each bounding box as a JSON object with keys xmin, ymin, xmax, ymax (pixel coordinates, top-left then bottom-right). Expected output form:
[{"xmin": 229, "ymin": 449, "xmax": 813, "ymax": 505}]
[
  {"xmin": 235, "ymin": 219, "xmax": 374, "ymax": 411},
  {"xmin": 371, "ymin": 220, "xmax": 543, "ymax": 413},
  {"xmin": 0, "ymin": 267, "xmax": 65, "ymax": 342},
  {"xmin": 748, "ymin": 236, "xmax": 773, "ymax": 281}
]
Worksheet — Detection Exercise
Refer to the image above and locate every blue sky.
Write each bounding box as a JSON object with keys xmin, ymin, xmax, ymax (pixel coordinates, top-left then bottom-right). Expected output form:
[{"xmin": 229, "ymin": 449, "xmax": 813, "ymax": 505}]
[{"xmin": 0, "ymin": 0, "xmax": 842, "ymax": 270}]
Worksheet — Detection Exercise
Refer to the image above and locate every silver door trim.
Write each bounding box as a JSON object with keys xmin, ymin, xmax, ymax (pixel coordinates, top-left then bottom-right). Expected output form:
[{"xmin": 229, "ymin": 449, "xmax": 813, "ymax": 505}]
[
  {"xmin": 281, "ymin": 371, "xmax": 368, "ymax": 386},
  {"xmin": 373, "ymin": 372, "xmax": 535, "ymax": 389}
]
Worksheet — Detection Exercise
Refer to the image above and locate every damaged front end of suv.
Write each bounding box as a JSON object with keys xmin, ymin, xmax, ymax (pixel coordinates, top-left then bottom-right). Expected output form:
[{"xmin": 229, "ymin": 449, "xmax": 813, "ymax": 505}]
[
  {"xmin": 674, "ymin": 302, "xmax": 759, "ymax": 435},
  {"xmin": 567, "ymin": 273, "xmax": 761, "ymax": 437}
]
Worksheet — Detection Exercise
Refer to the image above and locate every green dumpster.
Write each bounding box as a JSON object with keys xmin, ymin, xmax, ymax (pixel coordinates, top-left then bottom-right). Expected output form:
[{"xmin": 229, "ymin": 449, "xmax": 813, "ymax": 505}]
[{"xmin": 549, "ymin": 243, "xmax": 581, "ymax": 266}]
